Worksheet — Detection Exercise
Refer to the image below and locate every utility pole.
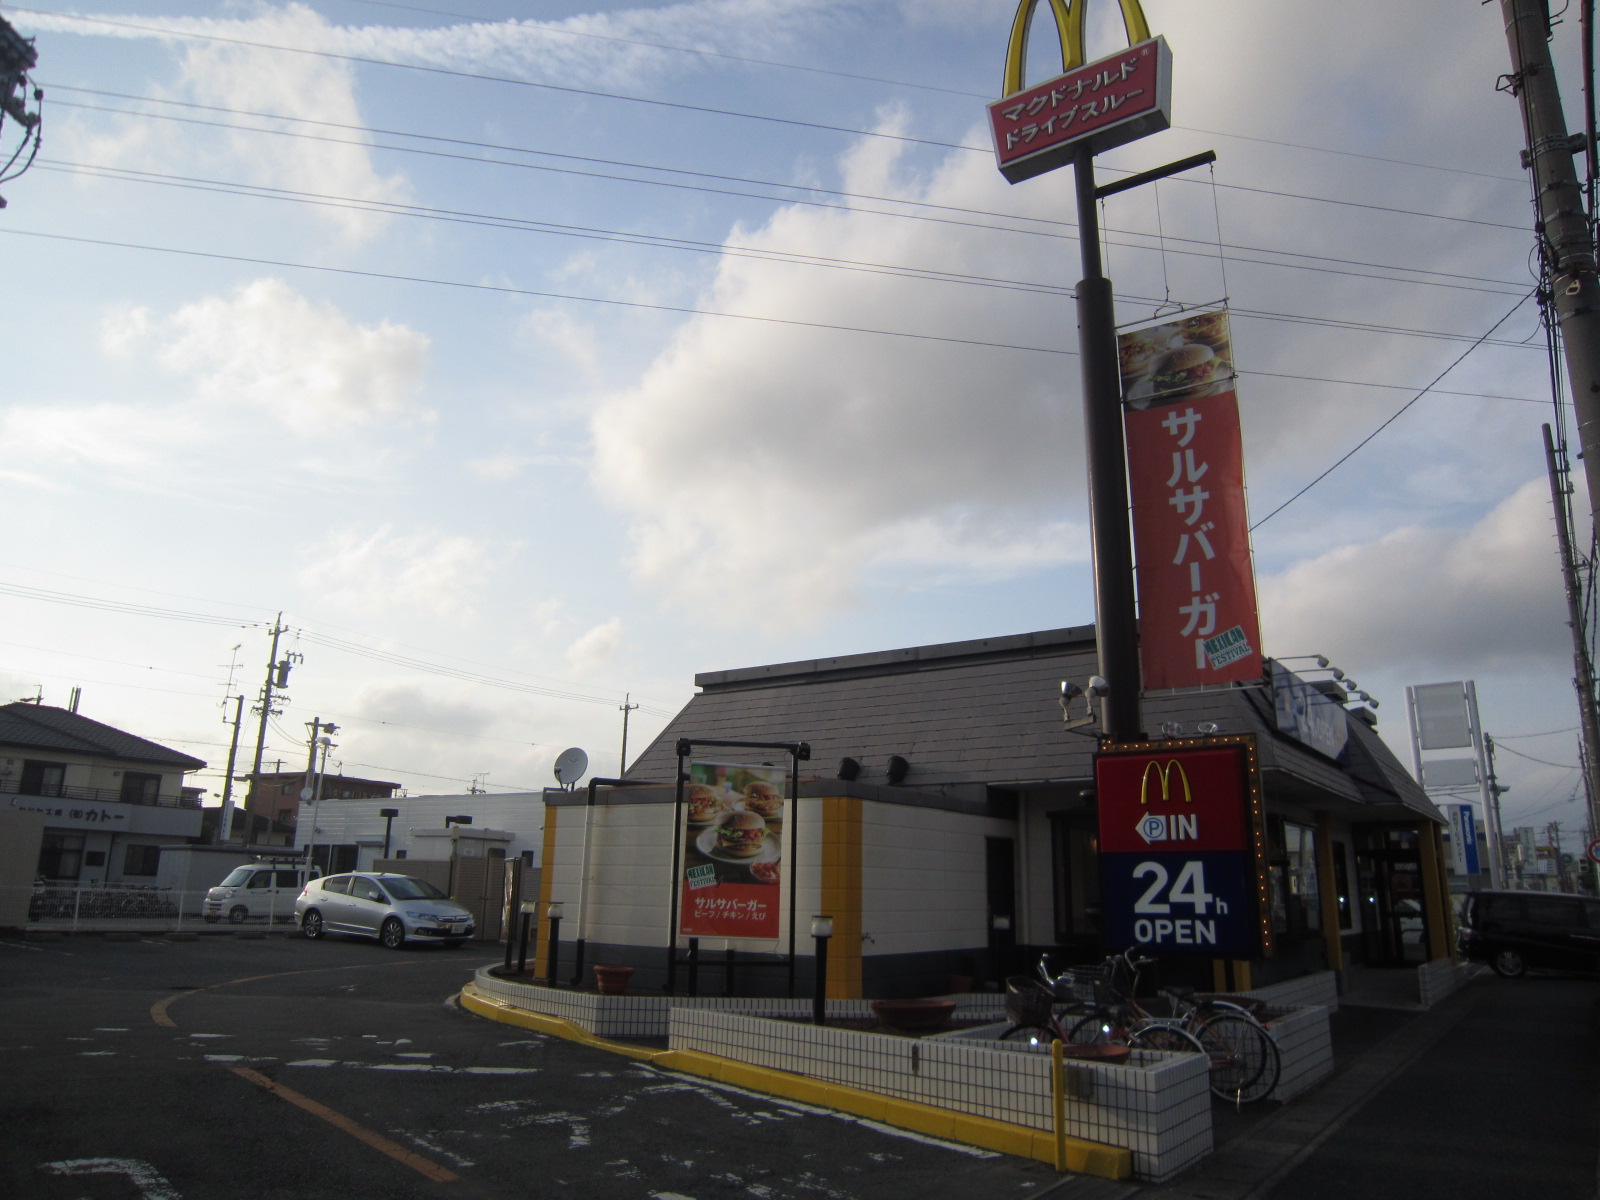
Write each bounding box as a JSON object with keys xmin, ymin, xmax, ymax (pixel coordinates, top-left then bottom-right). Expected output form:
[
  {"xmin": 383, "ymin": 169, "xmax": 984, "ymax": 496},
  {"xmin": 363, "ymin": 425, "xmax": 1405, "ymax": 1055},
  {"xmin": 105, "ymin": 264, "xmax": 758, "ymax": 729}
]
[
  {"xmin": 1501, "ymin": 0, "xmax": 1600, "ymax": 530},
  {"xmin": 0, "ymin": 9, "xmax": 42, "ymax": 209},
  {"xmin": 214, "ymin": 694, "xmax": 245, "ymax": 845},
  {"xmin": 302, "ymin": 718, "xmax": 337, "ymax": 869},
  {"xmin": 619, "ymin": 693, "xmax": 639, "ymax": 775},
  {"xmin": 1485, "ymin": 734, "xmax": 1511, "ymax": 886},
  {"xmin": 1542, "ymin": 424, "xmax": 1600, "ymax": 845},
  {"xmin": 239, "ymin": 615, "xmax": 297, "ymax": 846}
]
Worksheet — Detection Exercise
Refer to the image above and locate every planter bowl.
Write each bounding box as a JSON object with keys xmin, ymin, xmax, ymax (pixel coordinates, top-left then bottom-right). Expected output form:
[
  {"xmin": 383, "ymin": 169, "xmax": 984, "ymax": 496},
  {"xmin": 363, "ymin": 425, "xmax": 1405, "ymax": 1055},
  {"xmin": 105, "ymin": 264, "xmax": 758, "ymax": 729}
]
[
  {"xmin": 593, "ymin": 964, "xmax": 635, "ymax": 995},
  {"xmin": 869, "ymin": 998, "xmax": 956, "ymax": 1033}
]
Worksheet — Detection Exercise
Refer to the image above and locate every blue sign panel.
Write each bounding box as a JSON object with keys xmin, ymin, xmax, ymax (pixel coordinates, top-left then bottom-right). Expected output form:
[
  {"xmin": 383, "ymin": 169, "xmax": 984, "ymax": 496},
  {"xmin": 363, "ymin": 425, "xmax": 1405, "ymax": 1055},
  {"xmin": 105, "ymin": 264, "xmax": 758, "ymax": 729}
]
[
  {"xmin": 1272, "ymin": 661, "xmax": 1349, "ymax": 761},
  {"xmin": 1101, "ymin": 850, "xmax": 1258, "ymax": 957}
]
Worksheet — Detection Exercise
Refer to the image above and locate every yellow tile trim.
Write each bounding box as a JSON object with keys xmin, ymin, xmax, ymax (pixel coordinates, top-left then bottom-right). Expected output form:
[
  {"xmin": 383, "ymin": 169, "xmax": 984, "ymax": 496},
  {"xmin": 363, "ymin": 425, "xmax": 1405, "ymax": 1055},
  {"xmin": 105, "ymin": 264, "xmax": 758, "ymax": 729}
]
[
  {"xmin": 819, "ymin": 795, "xmax": 863, "ymax": 997},
  {"xmin": 458, "ymin": 983, "xmax": 1129, "ymax": 1179}
]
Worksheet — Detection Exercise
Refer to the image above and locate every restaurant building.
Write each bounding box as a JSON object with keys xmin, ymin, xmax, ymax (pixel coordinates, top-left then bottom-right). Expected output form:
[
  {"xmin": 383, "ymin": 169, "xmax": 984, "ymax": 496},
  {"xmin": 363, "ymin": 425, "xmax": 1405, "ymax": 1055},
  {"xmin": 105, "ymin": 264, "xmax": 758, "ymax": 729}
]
[{"xmin": 539, "ymin": 627, "xmax": 1451, "ymax": 999}]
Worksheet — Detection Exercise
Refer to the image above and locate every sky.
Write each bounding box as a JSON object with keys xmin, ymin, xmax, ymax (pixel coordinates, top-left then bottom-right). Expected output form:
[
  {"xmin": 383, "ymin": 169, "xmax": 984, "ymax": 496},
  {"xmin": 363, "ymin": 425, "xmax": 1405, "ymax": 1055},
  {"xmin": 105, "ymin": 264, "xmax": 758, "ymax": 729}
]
[{"xmin": 0, "ymin": 0, "xmax": 1592, "ymax": 846}]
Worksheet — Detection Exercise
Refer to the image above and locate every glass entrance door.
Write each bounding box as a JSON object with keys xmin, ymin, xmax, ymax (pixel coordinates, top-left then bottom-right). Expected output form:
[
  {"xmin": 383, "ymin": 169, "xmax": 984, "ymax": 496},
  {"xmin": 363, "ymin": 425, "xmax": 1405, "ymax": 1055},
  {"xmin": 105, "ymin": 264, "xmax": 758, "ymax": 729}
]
[{"xmin": 1356, "ymin": 827, "xmax": 1430, "ymax": 965}]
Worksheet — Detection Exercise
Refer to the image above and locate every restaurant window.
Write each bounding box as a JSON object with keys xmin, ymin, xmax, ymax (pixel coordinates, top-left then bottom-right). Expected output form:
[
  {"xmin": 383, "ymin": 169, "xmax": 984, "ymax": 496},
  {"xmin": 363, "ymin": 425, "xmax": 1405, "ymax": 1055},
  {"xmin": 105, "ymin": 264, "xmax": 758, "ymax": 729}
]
[{"xmin": 1267, "ymin": 817, "xmax": 1322, "ymax": 937}]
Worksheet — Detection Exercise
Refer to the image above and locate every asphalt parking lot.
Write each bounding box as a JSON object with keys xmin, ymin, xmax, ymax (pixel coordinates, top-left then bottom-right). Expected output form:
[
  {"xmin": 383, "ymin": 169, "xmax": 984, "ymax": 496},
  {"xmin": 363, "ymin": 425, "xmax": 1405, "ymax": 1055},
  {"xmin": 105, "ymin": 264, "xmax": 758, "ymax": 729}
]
[{"xmin": 0, "ymin": 933, "xmax": 1077, "ymax": 1200}]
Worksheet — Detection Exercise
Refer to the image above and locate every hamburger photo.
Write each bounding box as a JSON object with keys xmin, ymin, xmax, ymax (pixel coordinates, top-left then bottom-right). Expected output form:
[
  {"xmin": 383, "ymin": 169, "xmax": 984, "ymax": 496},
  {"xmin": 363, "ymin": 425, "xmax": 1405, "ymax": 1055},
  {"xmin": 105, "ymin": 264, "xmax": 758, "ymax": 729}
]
[
  {"xmin": 687, "ymin": 784, "xmax": 726, "ymax": 825},
  {"xmin": 741, "ymin": 781, "xmax": 784, "ymax": 821},
  {"xmin": 715, "ymin": 811, "xmax": 768, "ymax": 858},
  {"xmin": 1180, "ymin": 310, "xmax": 1229, "ymax": 349},
  {"xmin": 1148, "ymin": 343, "xmax": 1220, "ymax": 395}
]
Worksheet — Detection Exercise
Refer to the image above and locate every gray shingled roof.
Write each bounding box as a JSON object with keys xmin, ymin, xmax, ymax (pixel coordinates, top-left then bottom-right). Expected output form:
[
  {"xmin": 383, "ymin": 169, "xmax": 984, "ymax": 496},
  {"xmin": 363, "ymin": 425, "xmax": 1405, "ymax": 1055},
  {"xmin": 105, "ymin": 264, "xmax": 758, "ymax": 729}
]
[
  {"xmin": 624, "ymin": 627, "xmax": 1439, "ymax": 821},
  {"xmin": 0, "ymin": 703, "xmax": 206, "ymax": 771}
]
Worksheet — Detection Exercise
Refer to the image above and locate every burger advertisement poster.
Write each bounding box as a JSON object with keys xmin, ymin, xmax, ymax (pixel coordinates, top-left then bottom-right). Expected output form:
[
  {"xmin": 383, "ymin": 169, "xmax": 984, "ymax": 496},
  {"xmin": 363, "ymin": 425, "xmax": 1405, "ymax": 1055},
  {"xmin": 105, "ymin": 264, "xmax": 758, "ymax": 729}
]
[
  {"xmin": 678, "ymin": 762, "xmax": 786, "ymax": 940},
  {"xmin": 1119, "ymin": 309, "xmax": 1264, "ymax": 690}
]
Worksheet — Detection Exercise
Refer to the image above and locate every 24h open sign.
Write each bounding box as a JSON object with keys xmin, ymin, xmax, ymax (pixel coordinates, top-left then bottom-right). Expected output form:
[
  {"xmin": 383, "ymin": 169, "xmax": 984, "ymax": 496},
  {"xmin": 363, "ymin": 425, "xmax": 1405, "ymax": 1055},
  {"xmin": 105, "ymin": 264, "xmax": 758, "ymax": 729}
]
[{"xmin": 1095, "ymin": 740, "xmax": 1265, "ymax": 957}]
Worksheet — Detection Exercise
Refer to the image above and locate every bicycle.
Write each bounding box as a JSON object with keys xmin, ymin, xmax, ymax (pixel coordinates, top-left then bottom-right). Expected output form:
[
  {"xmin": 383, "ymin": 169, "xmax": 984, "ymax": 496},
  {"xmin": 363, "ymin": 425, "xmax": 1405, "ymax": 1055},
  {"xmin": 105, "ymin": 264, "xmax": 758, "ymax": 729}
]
[
  {"xmin": 1000, "ymin": 972, "xmax": 1208, "ymax": 1060},
  {"xmin": 1042, "ymin": 949, "xmax": 1280, "ymax": 1105}
]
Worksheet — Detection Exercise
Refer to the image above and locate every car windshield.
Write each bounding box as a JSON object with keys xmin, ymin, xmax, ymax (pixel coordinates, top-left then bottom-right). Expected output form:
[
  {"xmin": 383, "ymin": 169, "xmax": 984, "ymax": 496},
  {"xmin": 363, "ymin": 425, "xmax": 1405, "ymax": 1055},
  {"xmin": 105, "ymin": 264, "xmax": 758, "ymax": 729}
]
[
  {"xmin": 381, "ymin": 876, "xmax": 449, "ymax": 901},
  {"xmin": 218, "ymin": 867, "xmax": 254, "ymax": 887}
]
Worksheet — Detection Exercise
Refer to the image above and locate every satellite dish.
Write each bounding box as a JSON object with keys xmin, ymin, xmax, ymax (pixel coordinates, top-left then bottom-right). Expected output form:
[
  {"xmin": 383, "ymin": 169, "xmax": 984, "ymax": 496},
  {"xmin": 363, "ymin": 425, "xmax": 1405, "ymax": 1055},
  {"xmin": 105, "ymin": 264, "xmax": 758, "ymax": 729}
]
[{"xmin": 553, "ymin": 747, "xmax": 589, "ymax": 787}]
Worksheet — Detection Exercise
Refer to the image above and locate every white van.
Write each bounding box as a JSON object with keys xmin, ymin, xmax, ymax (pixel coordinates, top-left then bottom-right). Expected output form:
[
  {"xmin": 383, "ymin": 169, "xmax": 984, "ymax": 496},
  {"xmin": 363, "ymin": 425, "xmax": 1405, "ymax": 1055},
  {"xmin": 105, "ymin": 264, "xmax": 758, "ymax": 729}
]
[{"xmin": 203, "ymin": 862, "xmax": 321, "ymax": 924}]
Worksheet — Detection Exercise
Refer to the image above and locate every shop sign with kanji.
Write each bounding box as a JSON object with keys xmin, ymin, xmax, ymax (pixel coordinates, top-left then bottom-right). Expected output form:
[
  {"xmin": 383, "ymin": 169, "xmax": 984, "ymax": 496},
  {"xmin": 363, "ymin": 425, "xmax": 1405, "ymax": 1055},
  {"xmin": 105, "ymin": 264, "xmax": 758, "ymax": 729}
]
[{"xmin": 988, "ymin": 37, "xmax": 1171, "ymax": 184}]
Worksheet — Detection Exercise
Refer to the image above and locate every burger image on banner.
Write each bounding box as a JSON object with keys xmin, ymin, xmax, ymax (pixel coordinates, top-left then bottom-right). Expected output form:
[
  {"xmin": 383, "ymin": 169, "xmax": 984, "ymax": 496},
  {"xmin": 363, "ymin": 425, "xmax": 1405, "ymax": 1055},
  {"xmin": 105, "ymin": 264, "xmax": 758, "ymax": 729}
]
[
  {"xmin": 741, "ymin": 780, "xmax": 784, "ymax": 823},
  {"xmin": 715, "ymin": 811, "xmax": 768, "ymax": 858},
  {"xmin": 687, "ymin": 783, "xmax": 726, "ymax": 825},
  {"xmin": 1118, "ymin": 308, "xmax": 1235, "ymax": 407}
]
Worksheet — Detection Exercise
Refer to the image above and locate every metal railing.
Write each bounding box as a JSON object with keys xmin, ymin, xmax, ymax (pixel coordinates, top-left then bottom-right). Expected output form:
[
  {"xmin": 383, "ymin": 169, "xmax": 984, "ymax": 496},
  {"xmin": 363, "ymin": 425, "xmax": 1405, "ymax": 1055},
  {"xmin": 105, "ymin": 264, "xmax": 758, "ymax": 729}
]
[{"xmin": 0, "ymin": 777, "xmax": 198, "ymax": 808}]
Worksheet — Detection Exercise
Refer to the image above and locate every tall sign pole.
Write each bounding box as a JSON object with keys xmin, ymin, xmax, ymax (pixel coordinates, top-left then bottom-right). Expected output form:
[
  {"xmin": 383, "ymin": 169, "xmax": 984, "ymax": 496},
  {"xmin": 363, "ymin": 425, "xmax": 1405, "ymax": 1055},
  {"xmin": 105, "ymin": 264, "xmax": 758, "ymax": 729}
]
[
  {"xmin": 988, "ymin": 0, "xmax": 1201, "ymax": 742},
  {"xmin": 1501, "ymin": 0, "xmax": 1600, "ymax": 529}
]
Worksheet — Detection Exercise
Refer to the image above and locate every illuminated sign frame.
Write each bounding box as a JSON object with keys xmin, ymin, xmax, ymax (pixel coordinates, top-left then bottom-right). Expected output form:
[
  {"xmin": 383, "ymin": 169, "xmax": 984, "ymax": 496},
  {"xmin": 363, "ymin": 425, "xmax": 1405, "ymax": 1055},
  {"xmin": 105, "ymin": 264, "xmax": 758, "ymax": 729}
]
[{"xmin": 1095, "ymin": 735, "xmax": 1273, "ymax": 959}]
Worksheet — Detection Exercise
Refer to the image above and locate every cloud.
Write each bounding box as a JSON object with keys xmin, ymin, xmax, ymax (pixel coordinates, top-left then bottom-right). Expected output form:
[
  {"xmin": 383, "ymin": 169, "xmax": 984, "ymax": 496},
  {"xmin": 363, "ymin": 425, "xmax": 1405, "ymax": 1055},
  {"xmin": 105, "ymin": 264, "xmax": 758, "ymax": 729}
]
[
  {"xmin": 565, "ymin": 618, "xmax": 625, "ymax": 674},
  {"xmin": 48, "ymin": 5, "xmax": 408, "ymax": 241},
  {"xmin": 1259, "ymin": 479, "xmax": 1569, "ymax": 675},
  {"xmin": 591, "ymin": 116, "xmax": 1091, "ymax": 630},
  {"xmin": 103, "ymin": 278, "xmax": 432, "ymax": 437},
  {"xmin": 297, "ymin": 525, "xmax": 504, "ymax": 621}
]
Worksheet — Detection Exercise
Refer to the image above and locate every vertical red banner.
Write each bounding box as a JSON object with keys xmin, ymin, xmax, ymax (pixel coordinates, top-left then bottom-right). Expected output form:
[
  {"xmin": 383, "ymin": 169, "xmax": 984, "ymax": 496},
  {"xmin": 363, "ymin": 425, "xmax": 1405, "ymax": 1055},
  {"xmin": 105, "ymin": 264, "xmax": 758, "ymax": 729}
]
[
  {"xmin": 1120, "ymin": 310, "xmax": 1261, "ymax": 690},
  {"xmin": 1126, "ymin": 390, "xmax": 1262, "ymax": 688}
]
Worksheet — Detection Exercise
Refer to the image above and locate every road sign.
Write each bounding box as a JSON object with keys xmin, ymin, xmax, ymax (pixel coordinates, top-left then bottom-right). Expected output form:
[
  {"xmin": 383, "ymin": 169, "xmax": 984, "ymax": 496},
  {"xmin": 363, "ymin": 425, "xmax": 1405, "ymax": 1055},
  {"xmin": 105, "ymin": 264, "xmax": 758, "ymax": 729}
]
[{"xmin": 1587, "ymin": 839, "xmax": 1600, "ymax": 865}]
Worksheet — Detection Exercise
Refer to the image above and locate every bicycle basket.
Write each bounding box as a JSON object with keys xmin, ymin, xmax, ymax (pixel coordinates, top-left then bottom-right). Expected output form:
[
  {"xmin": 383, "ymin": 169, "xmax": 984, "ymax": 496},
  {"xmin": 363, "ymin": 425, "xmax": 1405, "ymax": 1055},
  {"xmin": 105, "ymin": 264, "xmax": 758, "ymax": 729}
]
[
  {"xmin": 1060, "ymin": 964, "xmax": 1107, "ymax": 1005},
  {"xmin": 1005, "ymin": 976, "xmax": 1055, "ymax": 1027}
]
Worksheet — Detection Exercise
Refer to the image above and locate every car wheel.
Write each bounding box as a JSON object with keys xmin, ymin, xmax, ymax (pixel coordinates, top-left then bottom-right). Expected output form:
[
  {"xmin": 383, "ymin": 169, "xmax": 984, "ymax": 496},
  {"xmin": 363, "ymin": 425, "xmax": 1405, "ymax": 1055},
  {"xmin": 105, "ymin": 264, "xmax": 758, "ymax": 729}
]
[
  {"xmin": 228, "ymin": 906, "xmax": 249, "ymax": 925},
  {"xmin": 302, "ymin": 909, "xmax": 324, "ymax": 940},
  {"xmin": 379, "ymin": 918, "xmax": 406, "ymax": 950},
  {"xmin": 1492, "ymin": 948, "xmax": 1527, "ymax": 978}
]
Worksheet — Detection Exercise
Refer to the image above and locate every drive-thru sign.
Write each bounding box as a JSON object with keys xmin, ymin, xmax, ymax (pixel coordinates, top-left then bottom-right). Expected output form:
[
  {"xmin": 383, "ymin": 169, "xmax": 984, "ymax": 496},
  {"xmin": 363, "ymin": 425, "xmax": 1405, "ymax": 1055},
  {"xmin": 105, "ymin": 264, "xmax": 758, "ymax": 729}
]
[{"xmin": 1095, "ymin": 736, "xmax": 1271, "ymax": 957}]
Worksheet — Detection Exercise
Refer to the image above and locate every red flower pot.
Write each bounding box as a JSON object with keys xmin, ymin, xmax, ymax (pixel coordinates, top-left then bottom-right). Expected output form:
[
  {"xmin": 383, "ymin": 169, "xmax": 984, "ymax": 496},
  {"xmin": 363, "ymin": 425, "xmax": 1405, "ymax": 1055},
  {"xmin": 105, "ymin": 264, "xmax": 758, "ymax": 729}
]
[{"xmin": 593, "ymin": 964, "xmax": 634, "ymax": 995}]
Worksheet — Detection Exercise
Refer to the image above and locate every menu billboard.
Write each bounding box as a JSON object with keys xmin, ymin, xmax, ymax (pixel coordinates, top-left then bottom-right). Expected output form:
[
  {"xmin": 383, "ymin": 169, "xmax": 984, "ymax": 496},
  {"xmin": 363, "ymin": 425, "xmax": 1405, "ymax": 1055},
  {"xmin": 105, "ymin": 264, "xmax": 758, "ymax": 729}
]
[
  {"xmin": 1120, "ymin": 310, "xmax": 1263, "ymax": 690},
  {"xmin": 677, "ymin": 762, "xmax": 785, "ymax": 940}
]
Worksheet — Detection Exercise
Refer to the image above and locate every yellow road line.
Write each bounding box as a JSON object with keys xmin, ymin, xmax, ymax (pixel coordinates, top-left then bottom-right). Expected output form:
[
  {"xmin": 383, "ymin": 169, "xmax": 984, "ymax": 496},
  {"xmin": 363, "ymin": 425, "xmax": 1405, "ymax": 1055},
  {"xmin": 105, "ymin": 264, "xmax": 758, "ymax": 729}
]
[{"xmin": 228, "ymin": 1067, "xmax": 459, "ymax": 1184}]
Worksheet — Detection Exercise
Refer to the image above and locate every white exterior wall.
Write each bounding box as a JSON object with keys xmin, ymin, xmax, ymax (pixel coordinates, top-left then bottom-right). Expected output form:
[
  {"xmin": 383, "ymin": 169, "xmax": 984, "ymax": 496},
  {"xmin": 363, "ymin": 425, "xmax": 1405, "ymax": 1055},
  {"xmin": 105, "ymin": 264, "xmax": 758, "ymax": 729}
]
[
  {"xmin": 860, "ymin": 802, "xmax": 1013, "ymax": 958},
  {"xmin": 554, "ymin": 796, "xmax": 830, "ymax": 953},
  {"xmin": 297, "ymin": 791, "xmax": 543, "ymax": 868}
]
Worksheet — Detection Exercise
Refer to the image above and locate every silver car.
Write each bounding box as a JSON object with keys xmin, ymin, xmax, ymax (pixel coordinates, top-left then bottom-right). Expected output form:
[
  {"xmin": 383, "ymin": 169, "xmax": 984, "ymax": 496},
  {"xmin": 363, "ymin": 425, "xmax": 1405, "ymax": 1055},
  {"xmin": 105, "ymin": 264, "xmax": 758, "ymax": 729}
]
[{"xmin": 295, "ymin": 873, "xmax": 475, "ymax": 948}]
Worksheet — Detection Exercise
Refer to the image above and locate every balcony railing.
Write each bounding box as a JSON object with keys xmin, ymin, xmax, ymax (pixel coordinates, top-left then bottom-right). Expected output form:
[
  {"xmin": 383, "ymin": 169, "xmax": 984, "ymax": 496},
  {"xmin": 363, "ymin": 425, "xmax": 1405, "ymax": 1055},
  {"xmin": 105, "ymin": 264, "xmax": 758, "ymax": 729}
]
[{"xmin": 0, "ymin": 777, "xmax": 198, "ymax": 809}]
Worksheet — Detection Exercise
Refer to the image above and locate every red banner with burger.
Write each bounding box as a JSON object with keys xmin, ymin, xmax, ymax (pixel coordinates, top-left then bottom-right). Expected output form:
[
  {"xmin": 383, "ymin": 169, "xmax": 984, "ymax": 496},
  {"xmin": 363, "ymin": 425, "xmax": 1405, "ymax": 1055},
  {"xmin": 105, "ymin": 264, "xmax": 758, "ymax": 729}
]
[
  {"xmin": 1119, "ymin": 310, "xmax": 1263, "ymax": 690},
  {"xmin": 678, "ymin": 762, "xmax": 785, "ymax": 939}
]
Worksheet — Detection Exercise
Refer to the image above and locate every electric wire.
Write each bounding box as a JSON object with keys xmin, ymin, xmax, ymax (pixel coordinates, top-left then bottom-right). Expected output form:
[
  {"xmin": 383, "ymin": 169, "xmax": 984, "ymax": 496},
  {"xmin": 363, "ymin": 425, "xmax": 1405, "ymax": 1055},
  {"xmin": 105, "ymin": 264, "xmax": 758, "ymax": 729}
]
[
  {"xmin": 1249, "ymin": 290, "xmax": 1539, "ymax": 529},
  {"xmin": 30, "ymin": 155, "xmax": 1549, "ymax": 354}
]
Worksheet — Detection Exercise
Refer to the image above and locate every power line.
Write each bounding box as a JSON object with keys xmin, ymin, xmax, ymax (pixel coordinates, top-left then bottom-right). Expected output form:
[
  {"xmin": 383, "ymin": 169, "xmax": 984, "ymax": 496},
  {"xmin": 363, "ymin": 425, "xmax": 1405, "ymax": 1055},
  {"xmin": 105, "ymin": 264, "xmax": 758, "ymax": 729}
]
[
  {"xmin": 1249, "ymin": 290, "xmax": 1539, "ymax": 528},
  {"xmin": 35, "ymin": 154, "xmax": 1547, "ymax": 349}
]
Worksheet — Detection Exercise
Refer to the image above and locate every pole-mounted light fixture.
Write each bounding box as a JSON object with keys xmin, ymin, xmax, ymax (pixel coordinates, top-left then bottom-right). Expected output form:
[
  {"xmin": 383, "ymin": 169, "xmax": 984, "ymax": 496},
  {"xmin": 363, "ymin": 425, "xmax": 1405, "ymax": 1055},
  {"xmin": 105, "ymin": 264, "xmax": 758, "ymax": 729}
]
[{"xmin": 810, "ymin": 915, "xmax": 833, "ymax": 1025}]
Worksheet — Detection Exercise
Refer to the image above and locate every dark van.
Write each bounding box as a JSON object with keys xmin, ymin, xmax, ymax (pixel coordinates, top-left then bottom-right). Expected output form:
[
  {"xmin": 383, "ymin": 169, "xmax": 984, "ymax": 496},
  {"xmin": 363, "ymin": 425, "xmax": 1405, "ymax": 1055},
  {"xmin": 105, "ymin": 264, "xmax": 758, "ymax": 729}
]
[{"xmin": 1458, "ymin": 890, "xmax": 1600, "ymax": 978}]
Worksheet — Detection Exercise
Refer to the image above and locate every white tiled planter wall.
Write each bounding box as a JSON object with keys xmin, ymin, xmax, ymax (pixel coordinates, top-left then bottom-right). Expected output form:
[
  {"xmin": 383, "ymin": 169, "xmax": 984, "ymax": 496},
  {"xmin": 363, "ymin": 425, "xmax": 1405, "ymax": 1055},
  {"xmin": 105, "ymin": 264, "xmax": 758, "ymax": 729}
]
[
  {"xmin": 1417, "ymin": 958, "xmax": 1473, "ymax": 1007},
  {"xmin": 671, "ymin": 1011, "xmax": 1212, "ymax": 1183},
  {"xmin": 1250, "ymin": 969, "xmax": 1339, "ymax": 1011},
  {"xmin": 1261, "ymin": 1003, "xmax": 1332, "ymax": 1103}
]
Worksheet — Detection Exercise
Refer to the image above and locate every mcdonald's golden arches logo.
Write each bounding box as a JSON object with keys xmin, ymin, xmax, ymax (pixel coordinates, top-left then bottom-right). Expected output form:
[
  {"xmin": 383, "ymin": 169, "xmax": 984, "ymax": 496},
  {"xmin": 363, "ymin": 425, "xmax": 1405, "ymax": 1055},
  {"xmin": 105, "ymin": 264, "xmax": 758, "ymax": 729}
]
[
  {"xmin": 1000, "ymin": 0, "xmax": 1152, "ymax": 96},
  {"xmin": 1139, "ymin": 758, "xmax": 1193, "ymax": 806}
]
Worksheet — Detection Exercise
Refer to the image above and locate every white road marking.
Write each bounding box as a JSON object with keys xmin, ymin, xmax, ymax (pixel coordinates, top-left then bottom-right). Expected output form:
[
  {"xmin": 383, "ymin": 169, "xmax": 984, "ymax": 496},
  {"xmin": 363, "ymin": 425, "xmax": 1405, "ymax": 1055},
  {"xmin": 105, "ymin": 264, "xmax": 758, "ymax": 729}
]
[
  {"xmin": 40, "ymin": 1158, "xmax": 181, "ymax": 1200},
  {"xmin": 285, "ymin": 1059, "xmax": 539, "ymax": 1075}
]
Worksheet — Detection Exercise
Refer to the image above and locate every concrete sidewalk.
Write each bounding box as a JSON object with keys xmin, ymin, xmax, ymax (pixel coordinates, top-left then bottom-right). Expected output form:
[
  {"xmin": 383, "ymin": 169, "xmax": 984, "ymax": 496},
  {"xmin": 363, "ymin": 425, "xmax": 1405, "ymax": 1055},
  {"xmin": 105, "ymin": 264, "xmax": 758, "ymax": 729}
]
[{"xmin": 1126, "ymin": 974, "xmax": 1600, "ymax": 1200}]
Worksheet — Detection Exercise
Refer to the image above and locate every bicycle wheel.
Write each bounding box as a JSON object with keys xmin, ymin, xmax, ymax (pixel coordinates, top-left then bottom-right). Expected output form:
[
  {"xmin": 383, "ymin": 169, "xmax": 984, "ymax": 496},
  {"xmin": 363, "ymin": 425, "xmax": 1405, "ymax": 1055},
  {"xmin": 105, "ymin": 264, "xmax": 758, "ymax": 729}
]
[
  {"xmin": 1197, "ymin": 1011, "xmax": 1280, "ymax": 1104},
  {"xmin": 1066, "ymin": 1010, "xmax": 1119, "ymax": 1045},
  {"xmin": 1127, "ymin": 1022, "xmax": 1207, "ymax": 1057}
]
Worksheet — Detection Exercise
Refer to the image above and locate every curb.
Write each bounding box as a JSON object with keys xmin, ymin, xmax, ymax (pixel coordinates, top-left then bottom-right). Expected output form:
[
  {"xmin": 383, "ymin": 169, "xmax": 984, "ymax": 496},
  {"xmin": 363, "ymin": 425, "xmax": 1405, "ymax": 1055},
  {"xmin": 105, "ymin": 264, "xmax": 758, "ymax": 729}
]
[{"xmin": 458, "ymin": 983, "xmax": 1130, "ymax": 1180}]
